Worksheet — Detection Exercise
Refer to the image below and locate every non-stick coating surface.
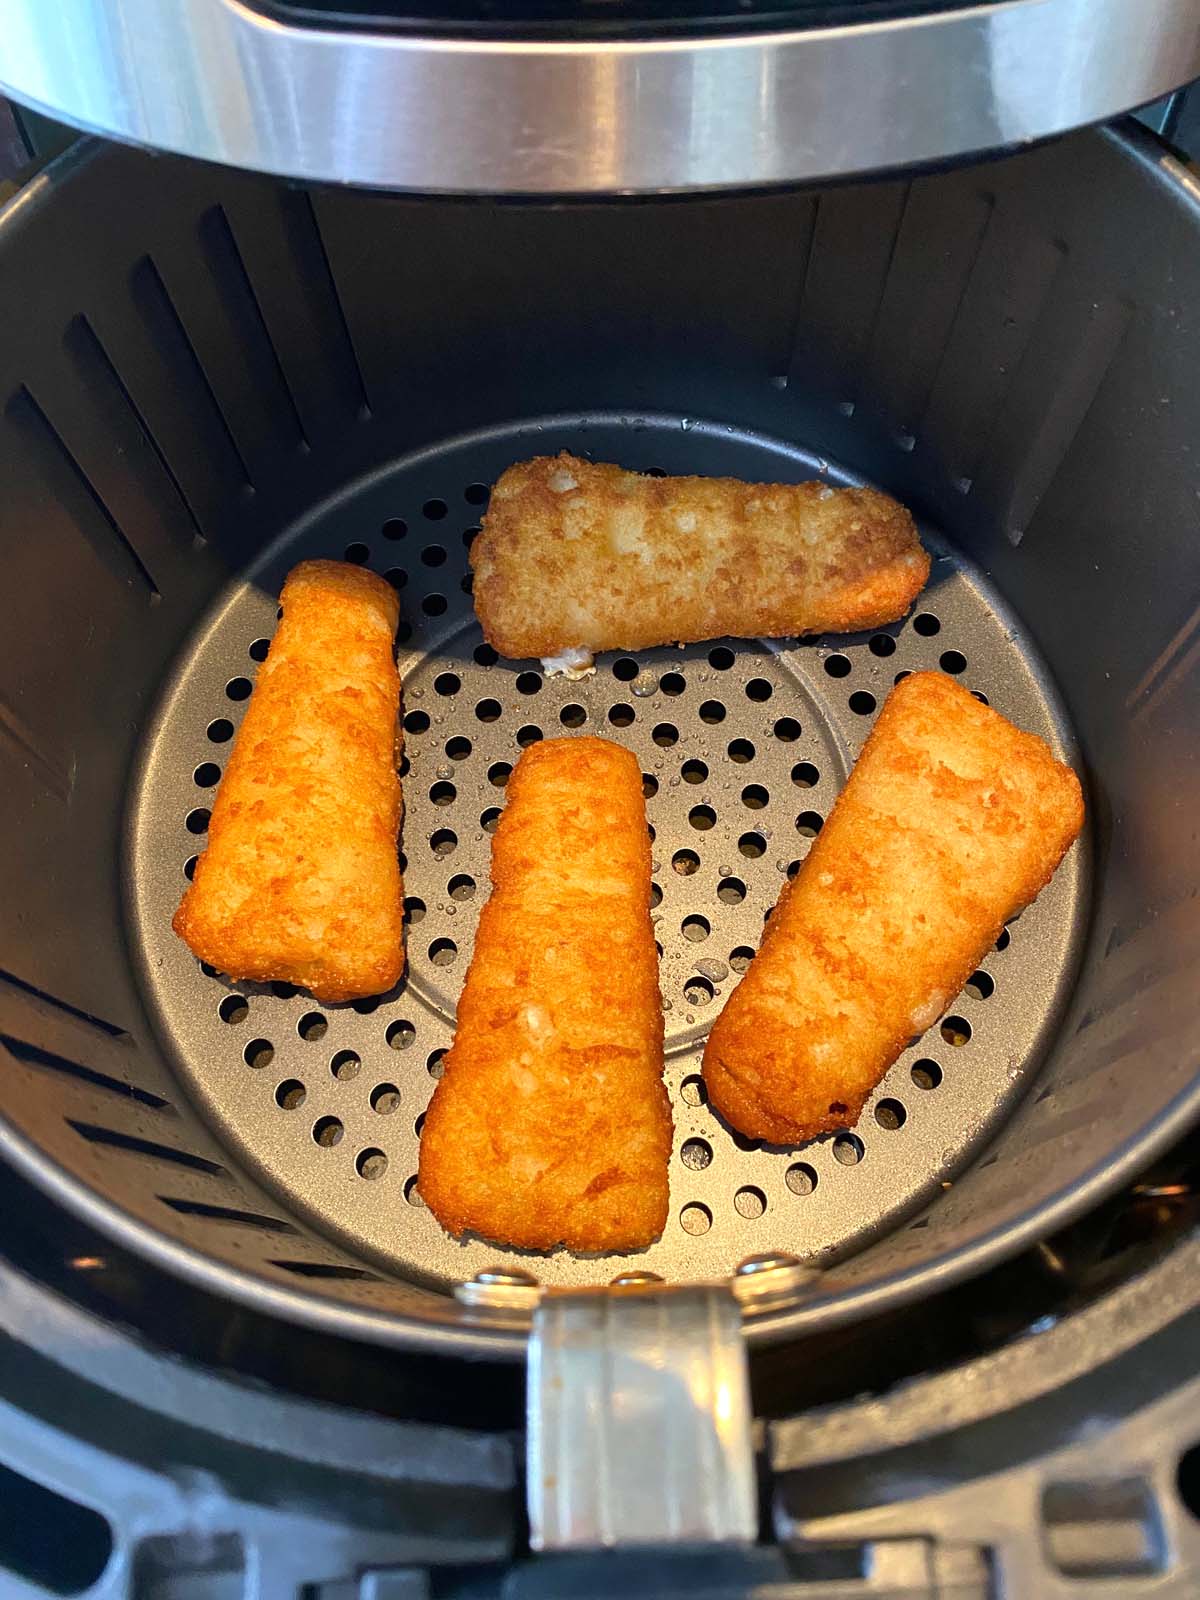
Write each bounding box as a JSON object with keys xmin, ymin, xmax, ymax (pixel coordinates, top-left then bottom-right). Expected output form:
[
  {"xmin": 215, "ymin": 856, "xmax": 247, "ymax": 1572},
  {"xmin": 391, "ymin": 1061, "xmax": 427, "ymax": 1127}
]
[{"xmin": 127, "ymin": 413, "xmax": 1089, "ymax": 1291}]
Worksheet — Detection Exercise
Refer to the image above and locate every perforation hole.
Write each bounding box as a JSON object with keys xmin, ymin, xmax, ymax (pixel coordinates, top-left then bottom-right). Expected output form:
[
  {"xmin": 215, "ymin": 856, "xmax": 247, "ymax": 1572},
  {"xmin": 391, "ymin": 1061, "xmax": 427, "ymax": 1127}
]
[
  {"xmin": 446, "ymin": 736, "xmax": 472, "ymax": 761},
  {"xmin": 463, "ymin": 526, "xmax": 482, "ymax": 549},
  {"xmin": 244, "ymin": 1039, "xmax": 274, "ymax": 1070},
  {"xmin": 517, "ymin": 724, "xmax": 543, "ymax": 748},
  {"xmin": 874, "ymin": 1098, "xmax": 907, "ymax": 1130},
  {"xmin": 682, "ymin": 760, "xmax": 708, "ymax": 785},
  {"xmin": 481, "ymin": 807, "xmax": 501, "ymax": 833},
  {"xmin": 869, "ymin": 634, "xmax": 896, "ymax": 657},
  {"xmin": 427, "ymin": 1048, "xmax": 447, "ymax": 1078},
  {"xmin": 422, "ymin": 498, "xmax": 448, "ymax": 521},
  {"xmin": 561, "ymin": 704, "xmax": 587, "ymax": 728},
  {"xmin": 613, "ymin": 657, "xmax": 639, "ymax": 681},
  {"xmin": 207, "ymin": 718, "xmax": 233, "ymax": 742},
  {"xmin": 429, "ymin": 938, "xmax": 457, "ymax": 967},
  {"xmin": 405, "ymin": 709, "xmax": 431, "ymax": 734},
  {"xmin": 796, "ymin": 811, "xmax": 823, "ymax": 838},
  {"xmin": 995, "ymin": 928, "xmax": 1011, "ymax": 952},
  {"xmin": 404, "ymin": 1175, "xmax": 425, "ymax": 1207},
  {"xmin": 965, "ymin": 970, "xmax": 994, "ymax": 1001},
  {"xmin": 786, "ymin": 1163, "xmax": 818, "ymax": 1196},
  {"xmin": 849, "ymin": 691, "xmax": 877, "ymax": 716},
  {"xmin": 383, "ymin": 517, "xmax": 407, "ymax": 539},
  {"xmin": 684, "ymin": 975, "xmax": 715, "ymax": 1007},
  {"xmin": 940, "ymin": 650, "xmax": 967, "ymax": 675},
  {"xmin": 515, "ymin": 671, "xmax": 542, "ymax": 696},
  {"xmin": 680, "ymin": 1074, "xmax": 707, "ymax": 1107},
  {"xmin": 344, "ymin": 542, "xmax": 369, "ymax": 565},
  {"xmin": 913, "ymin": 613, "xmax": 940, "ymax": 636},
  {"xmin": 689, "ymin": 805, "xmax": 716, "ymax": 831},
  {"xmin": 474, "ymin": 644, "xmax": 498, "ymax": 667},
  {"xmin": 680, "ymin": 1202, "xmax": 712, "ymax": 1235},
  {"xmin": 911, "ymin": 1059, "xmax": 942, "ymax": 1090},
  {"xmin": 386, "ymin": 1020, "xmax": 415, "ymax": 1051},
  {"xmin": 682, "ymin": 914, "xmax": 710, "ymax": 942},
  {"xmin": 421, "ymin": 544, "xmax": 446, "ymax": 567},
  {"xmin": 791, "ymin": 762, "xmax": 819, "ymax": 789},
  {"xmin": 371, "ymin": 1083, "xmax": 401, "ymax": 1114},
  {"xmin": 185, "ymin": 808, "xmax": 211, "ymax": 835},
  {"xmin": 356, "ymin": 1148, "xmax": 387, "ymax": 1180},
  {"xmin": 448, "ymin": 874, "xmax": 476, "ymax": 901},
  {"xmin": 894, "ymin": 670, "xmax": 911, "ymax": 685},
  {"xmin": 385, "ymin": 568, "xmax": 407, "ymax": 590},
  {"xmin": 643, "ymin": 772, "xmax": 659, "ymax": 797},
  {"xmin": 717, "ymin": 876, "xmax": 746, "ymax": 904},
  {"xmin": 464, "ymin": 482, "xmax": 490, "ymax": 506},
  {"xmin": 275, "ymin": 1080, "xmax": 306, "ymax": 1110},
  {"xmin": 773, "ymin": 717, "xmax": 800, "ymax": 742},
  {"xmin": 271, "ymin": 981, "xmax": 297, "ymax": 999},
  {"xmin": 741, "ymin": 784, "xmax": 769, "ymax": 810},
  {"xmin": 430, "ymin": 780, "xmax": 456, "ymax": 807},
  {"xmin": 971, "ymin": 689, "xmax": 990, "ymax": 706},
  {"xmin": 649, "ymin": 883, "xmax": 662, "ymax": 909},
  {"xmin": 941, "ymin": 1016, "xmax": 972, "ymax": 1047},
  {"xmin": 488, "ymin": 762, "xmax": 512, "ymax": 789},
  {"xmin": 609, "ymin": 704, "xmax": 635, "ymax": 728},
  {"xmin": 746, "ymin": 679, "xmax": 772, "ymax": 702},
  {"xmin": 430, "ymin": 829, "xmax": 457, "ymax": 859},
  {"xmin": 298, "ymin": 1011, "xmax": 327, "ymax": 1042},
  {"xmin": 422, "ymin": 593, "xmax": 447, "ymax": 617},
  {"xmin": 331, "ymin": 1050, "xmax": 361, "ymax": 1082},
  {"xmin": 728, "ymin": 739, "xmax": 755, "ymax": 763},
  {"xmin": 218, "ymin": 994, "xmax": 248, "ymax": 1025},
  {"xmin": 734, "ymin": 1186, "xmax": 766, "ymax": 1219},
  {"xmin": 434, "ymin": 672, "xmax": 460, "ymax": 697},
  {"xmin": 833, "ymin": 1133, "xmax": 864, "ymax": 1165},
  {"xmin": 729, "ymin": 946, "xmax": 754, "ymax": 973},
  {"xmin": 708, "ymin": 647, "xmax": 734, "ymax": 670},
  {"xmin": 184, "ymin": 855, "xmax": 198, "ymax": 880},
  {"xmin": 313, "ymin": 1116, "xmax": 344, "ymax": 1148},
  {"xmin": 824, "ymin": 654, "xmax": 851, "ymax": 679},
  {"xmin": 672, "ymin": 849, "xmax": 700, "ymax": 876},
  {"xmin": 653, "ymin": 722, "xmax": 678, "ymax": 746},
  {"xmin": 660, "ymin": 672, "xmax": 686, "ymax": 697},
  {"xmin": 681, "ymin": 1138, "xmax": 713, "ymax": 1170},
  {"xmin": 699, "ymin": 700, "xmax": 726, "ymax": 724},
  {"xmin": 738, "ymin": 832, "xmax": 765, "ymax": 859}
]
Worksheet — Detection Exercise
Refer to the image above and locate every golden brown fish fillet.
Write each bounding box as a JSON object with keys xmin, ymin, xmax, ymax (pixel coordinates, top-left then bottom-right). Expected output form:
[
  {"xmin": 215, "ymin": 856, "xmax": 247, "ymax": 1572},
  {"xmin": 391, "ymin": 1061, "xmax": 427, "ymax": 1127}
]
[
  {"xmin": 173, "ymin": 560, "xmax": 404, "ymax": 1003},
  {"xmin": 471, "ymin": 453, "xmax": 929, "ymax": 661},
  {"xmin": 419, "ymin": 737, "xmax": 670, "ymax": 1253},
  {"xmin": 703, "ymin": 672, "xmax": 1084, "ymax": 1145}
]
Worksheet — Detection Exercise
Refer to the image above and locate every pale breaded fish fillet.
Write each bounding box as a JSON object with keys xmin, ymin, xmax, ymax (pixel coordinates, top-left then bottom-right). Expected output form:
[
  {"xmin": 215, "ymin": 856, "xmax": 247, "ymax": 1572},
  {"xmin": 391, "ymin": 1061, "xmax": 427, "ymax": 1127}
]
[
  {"xmin": 419, "ymin": 737, "xmax": 670, "ymax": 1253},
  {"xmin": 471, "ymin": 453, "xmax": 929, "ymax": 663},
  {"xmin": 173, "ymin": 560, "xmax": 404, "ymax": 1004},
  {"xmin": 703, "ymin": 672, "xmax": 1084, "ymax": 1145}
]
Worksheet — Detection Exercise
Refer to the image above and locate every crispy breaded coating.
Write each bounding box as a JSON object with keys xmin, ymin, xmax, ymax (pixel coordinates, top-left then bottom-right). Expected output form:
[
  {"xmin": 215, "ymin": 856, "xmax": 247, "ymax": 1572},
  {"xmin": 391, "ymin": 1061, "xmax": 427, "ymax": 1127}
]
[
  {"xmin": 703, "ymin": 673, "xmax": 1084, "ymax": 1145},
  {"xmin": 173, "ymin": 560, "xmax": 404, "ymax": 1004},
  {"xmin": 471, "ymin": 453, "xmax": 929, "ymax": 660},
  {"xmin": 419, "ymin": 737, "xmax": 670, "ymax": 1253}
]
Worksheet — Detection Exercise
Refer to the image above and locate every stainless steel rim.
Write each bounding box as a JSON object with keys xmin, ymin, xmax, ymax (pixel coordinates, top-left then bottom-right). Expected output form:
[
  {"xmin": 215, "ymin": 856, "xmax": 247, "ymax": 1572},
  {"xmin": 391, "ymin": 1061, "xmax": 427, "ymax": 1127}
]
[{"xmin": 1, "ymin": 0, "xmax": 1199, "ymax": 194}]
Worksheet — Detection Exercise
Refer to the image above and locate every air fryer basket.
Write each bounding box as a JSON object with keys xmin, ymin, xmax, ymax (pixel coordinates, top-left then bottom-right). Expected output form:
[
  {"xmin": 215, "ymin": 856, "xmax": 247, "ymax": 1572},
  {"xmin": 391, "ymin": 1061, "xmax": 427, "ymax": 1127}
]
[{"xmin": 0, "ymin": 124, "xmax": 1197, "ymax": 1359}]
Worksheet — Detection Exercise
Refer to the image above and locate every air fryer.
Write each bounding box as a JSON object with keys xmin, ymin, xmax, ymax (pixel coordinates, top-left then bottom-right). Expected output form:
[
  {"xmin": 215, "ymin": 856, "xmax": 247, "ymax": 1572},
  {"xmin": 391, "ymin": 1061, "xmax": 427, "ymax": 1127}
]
[{"xmin": 0, "ymin": 6, "xmax": 1197, "ymax": 1566}]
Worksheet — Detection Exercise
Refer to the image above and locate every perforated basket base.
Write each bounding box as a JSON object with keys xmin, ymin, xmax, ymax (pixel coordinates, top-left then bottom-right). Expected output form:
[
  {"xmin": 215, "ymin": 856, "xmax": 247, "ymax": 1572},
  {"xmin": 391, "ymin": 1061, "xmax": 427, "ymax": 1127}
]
[{"xmin": 127, "ymin": 412, "xmax": 1089, "ymax": 1292}]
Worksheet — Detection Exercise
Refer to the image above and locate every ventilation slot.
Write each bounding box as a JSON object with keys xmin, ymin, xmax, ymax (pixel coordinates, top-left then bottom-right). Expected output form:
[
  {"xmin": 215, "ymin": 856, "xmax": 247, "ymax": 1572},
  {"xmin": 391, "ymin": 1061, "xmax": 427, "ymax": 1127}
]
[
  {"xmin": 0, "ymin": 1463, "xmax": 113, "ymax": 1596},
  {"xmin": 268, "ymin": 1259, "xmax": 382, "ymax": 1281},
  {"xmin": 158, "ymin": 1196, "xmax": 299, "ymax": 1234},
  {"xmin": 0, "ymin": 967, "xmax": 127, "ymax": 1038},
  {"xmin": 0, "ymin": 696, "xmax": 71, "ymax": 802},
  {"xmin": 7, "ymin": 384, "xmax": 159, "ymax": 598},
  {"xmin": 67, "ymin": 1121, "xmax": 225, "ymax": 1175},
  {"xmin": 1, "ymin": 1035, "xmax": 168, "ymax": 1109}
]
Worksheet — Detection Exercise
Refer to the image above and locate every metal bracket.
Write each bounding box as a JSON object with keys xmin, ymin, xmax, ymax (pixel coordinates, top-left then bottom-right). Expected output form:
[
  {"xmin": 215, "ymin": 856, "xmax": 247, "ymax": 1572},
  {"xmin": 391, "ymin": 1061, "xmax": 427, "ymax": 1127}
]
[{"xmin": 527, "ymin": 1280, "xmax": 758, "ymax": 1550}]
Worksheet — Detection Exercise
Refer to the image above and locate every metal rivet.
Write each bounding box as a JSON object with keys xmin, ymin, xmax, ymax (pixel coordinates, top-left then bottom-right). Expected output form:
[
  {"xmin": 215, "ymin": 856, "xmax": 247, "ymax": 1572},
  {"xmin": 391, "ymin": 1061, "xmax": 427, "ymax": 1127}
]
[
  {"xmin": 473, "ymin": 1267, "xmax": 539, "ymax": 1287},
  {"xmin": 736, "ymin": 1252, "xmax": 802, "ymax": 1276},
  {"xmin": 611, "ymin": 1270, "xmax": 665, "ymax": 1286}
]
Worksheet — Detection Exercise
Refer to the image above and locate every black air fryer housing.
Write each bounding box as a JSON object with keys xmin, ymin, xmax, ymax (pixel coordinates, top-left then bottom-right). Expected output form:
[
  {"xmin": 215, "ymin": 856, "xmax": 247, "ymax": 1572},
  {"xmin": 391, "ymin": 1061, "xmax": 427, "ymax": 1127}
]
[{"xmin": 0, "ymin": 125, "xmax": 1196, "ymax": 1363}]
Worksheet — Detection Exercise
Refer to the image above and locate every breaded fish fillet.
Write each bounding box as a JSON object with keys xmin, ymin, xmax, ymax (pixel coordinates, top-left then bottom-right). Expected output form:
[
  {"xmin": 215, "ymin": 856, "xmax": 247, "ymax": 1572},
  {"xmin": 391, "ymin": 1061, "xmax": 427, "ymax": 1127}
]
[
  {"xmin": 703, "ymin": 673, "xmax": 1084, "ymax": 1145},
  {"xmin": 472, "ymin": 453, "xmax": 929, "ymax": 662},
  {"xmin": 173, "ymin": 560, "xmax": 404, "ymax": 1003},
  {"xmin": 419, "ymin": 737, "xmax": 670, "ymax": 1253}
]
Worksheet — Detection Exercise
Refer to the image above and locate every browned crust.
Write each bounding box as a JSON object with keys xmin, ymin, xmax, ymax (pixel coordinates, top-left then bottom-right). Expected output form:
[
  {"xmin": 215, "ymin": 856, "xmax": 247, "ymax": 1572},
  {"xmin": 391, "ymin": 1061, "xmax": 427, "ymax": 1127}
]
[
  {"xmin": 471, "ymin": 453, "xmax": 930, "ymax": 658},
  {"xmin": 702, "ymin": 672, "xmax": 1085, "ymax": 1145},
  {"xmin": 172, "ymin": 560, "xmax": 404, "ymax": 1004},
  {"xmin": 418, "ymin": 736, "xmax": 671, "ymax": 1253}
]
